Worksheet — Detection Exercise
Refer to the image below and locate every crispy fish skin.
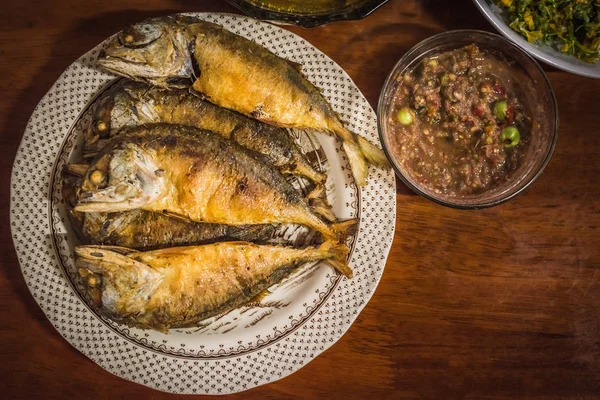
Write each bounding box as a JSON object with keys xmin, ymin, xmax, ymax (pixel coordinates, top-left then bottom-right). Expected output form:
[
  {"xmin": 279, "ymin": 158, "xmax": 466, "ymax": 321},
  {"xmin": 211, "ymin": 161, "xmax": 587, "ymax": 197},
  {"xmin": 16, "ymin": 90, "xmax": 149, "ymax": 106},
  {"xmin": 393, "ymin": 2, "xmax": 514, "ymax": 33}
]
[
  {"xmin": 74, "ymin": 124, "xmax": 357, "ymax": 242},
  {"xmin": 76, "ymin": 240, "xmax": 351, "ymax": 331},
  {"xmin": 96, "ymin": 15, "xmax": 389, "ymax": 186},
  {"xmin": 78, "ymin": 210, "xmax": 276, "ymax": 250},
  {"xmin": 86, "ymin": 81, "xmax": 325, "ymax": 184},
  {"xmin": 63, "ymin": 170, "xmax": 276, "ymax": 250}
]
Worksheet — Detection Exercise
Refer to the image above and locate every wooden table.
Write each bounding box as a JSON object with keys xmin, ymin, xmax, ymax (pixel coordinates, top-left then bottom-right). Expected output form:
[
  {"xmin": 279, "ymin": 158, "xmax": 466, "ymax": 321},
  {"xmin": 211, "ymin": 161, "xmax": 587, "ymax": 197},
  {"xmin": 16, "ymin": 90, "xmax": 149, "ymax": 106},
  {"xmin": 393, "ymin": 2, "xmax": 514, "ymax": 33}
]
[{"xmin": 2, "ymin": 0, "xmax": 599, "ymax": 398}]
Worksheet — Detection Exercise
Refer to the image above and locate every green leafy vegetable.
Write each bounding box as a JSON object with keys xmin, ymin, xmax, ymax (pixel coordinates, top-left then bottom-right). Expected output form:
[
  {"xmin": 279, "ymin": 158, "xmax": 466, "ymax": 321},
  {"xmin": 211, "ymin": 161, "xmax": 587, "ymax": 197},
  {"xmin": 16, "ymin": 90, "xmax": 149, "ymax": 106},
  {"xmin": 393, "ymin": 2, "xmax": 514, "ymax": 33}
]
[{"xmin": 495, "ymin": 0, "xmax": 600, "ymax": 63}]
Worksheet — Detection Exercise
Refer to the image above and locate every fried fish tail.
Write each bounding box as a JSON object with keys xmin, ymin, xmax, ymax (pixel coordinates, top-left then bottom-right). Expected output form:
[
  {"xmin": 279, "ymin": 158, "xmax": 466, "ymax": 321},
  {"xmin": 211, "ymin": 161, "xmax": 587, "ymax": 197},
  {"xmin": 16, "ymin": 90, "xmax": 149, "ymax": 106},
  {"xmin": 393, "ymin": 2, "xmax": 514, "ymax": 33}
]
[
  {"xmin": 355, "ymin": 133, "xmax": 390, "ymax": 168},
  {"xmin": 330, "ymin": 218, "xmax": 359, "ymax": 243},
  {"xmin": 310, "ymin": 199, "xmax": 336, "ymax": 222},
  {"xmin": 332, "ymin": 123, "xmax": 389, "ymax": 186},
  {"xmin": 318, "ymin": 240, "xmax": 352, "ymax": 278},
  {"xmin": 306, "ymin": 184, "xmax": 335, "ymax": 222},
  {"xmin": 306, "ymin": 184, "xmax": 325, "ymax": 200},
  {"xmin": 342, "ymin": 140, "xmax": 369, "ymax": 187},
  {"xmin": 289, "ymin": 160, "xmax": 327, "ymax": 185}
]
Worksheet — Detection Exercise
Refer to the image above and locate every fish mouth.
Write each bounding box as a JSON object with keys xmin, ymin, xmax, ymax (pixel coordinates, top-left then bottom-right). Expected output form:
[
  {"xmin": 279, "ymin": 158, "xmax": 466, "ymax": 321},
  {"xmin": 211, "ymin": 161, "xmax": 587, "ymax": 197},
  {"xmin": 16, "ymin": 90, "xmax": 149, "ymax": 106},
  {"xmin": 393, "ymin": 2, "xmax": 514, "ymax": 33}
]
[
  {"xmin": 96, "ymin": 39, "xmax": 159, "ymax": 80},
  {"xmin": 96, "ymin": 55, "xmax": 149, "ymax": 78},
  {"xmin": 97, "ymin": 50, "xmax": 149, "ymax": 67},
  {"xmin": 96, "ymin": 56, "xmax": 179, "ymax": 89}
]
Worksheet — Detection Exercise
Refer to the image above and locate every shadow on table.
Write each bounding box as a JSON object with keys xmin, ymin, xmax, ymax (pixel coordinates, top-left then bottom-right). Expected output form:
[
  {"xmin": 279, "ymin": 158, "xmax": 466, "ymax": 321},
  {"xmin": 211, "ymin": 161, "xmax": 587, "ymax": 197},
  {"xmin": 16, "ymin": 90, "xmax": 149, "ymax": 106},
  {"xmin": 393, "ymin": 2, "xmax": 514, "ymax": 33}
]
[{"xmin": 419, "ymin": 0, "xmax": 493, "ymax": 31}]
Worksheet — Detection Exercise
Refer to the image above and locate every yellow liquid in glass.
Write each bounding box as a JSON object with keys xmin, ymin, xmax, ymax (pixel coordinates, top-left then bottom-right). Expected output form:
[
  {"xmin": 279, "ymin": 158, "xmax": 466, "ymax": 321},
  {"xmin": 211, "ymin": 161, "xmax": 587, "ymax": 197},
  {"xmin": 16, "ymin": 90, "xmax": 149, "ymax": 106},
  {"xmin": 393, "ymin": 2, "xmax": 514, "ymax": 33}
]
[{"xmin": 246, "ymin": 0, "xmax": 365, "ymax": 15}]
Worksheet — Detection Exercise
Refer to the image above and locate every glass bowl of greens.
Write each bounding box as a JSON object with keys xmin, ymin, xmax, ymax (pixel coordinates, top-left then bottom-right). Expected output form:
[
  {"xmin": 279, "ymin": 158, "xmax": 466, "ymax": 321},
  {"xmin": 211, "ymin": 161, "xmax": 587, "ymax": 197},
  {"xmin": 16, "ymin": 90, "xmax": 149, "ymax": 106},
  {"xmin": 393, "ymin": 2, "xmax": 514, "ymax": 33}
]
[{"xmin": 473, "ymin": 0, "xmax": 600, "ymax": 78}]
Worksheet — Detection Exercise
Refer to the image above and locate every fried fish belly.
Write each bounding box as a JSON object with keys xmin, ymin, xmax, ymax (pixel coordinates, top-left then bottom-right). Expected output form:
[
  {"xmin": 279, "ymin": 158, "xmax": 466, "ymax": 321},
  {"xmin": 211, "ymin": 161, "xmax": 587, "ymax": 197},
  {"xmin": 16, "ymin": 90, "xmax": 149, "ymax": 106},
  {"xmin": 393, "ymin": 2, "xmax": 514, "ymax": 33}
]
[
  {"xmin": 76, "ymin": 240, "xmax": 351, "ymax": 332},
  {"xmin": 96, "ymin": 15, "xmax": 389, "ymax": 186},
  {"xmin": 74, "ymin": 124, "xmax": 357, "ymax": 242},
  {"xmin": 63, "ymin": 168, "xmax": 276, "ymax": 250},
  {"xmin": 86, "ymin": 81, "xmax": 325, "ymax": 185}
]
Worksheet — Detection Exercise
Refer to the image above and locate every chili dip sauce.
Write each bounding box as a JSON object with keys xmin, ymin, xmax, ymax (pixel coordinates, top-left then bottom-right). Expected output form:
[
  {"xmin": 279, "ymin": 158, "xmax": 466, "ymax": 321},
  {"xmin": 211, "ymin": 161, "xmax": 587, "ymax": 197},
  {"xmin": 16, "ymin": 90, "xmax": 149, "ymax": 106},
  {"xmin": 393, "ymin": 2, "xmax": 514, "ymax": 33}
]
[{"xmin": 388, "ymin": 44, "xmax": 531, "ymax": 197}]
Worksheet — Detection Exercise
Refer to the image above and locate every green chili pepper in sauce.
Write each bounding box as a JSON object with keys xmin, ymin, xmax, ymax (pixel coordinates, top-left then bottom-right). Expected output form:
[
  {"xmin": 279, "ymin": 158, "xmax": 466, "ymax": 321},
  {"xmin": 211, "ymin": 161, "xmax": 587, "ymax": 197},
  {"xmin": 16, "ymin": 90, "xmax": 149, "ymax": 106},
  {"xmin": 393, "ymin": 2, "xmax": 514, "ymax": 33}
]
[
  {"xmin": 397, "ymin": 107, "xmax": 414, "ymax": 125},
  {"xmin": 494, "ymin": 101, "xmax": 508, "ymax": 120},
  {"xmin": 500, "ymin": 126, "xmax": 521, "ymax": 148}
]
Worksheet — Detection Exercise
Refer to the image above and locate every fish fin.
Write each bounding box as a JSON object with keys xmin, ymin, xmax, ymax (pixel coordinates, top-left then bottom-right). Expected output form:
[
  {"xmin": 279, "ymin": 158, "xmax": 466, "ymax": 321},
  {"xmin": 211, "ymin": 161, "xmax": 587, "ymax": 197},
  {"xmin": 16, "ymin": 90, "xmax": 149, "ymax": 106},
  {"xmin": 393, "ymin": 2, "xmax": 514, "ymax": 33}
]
[
  {"xmin": 355, "ymin": 134, "xmax": 390, "ymax": 168},
  {"xmin": 247, "ymin": 289, "xmax": 271, "ymax": 305},
  {"xmin": 144, "ymin": 77, "xmax": 176, "ymax": 89},
  {"xmin": 333, "ymin": 122, "xmax": 389, "ymax": 186},
  {"xmin": 83, "ymin": 152, "xmax": 98, "ymax": 160},
  {"xmin": 64, "ymin": 164, "xmax": 89, "ymax": 178},
  {"xmin": 160, "ymin": 210, "xmax": 197, "ymax": 223},
  {"xmin": 342, "ymin": 140, "xmax": 369, "ymax": 187},
  {"xmin": 320, "ymin": 240, "xmax": 352, "ymax": 278},
  {"xmin": 84, "ymin": 138, "xmax": 110, "ymax": 156},
  {"xmin": 306, "ymin": 184, "xmax": 325, "ymax": 200},
  {"xmin": 290, "ymin": 160, "xmax": 327, "ymax": 184},
  {"xmin": 330, "ymin": 218, "xmax": 359, "ymax": 243},
  {"xmin": 308, "ymin": 185, "xmax": 336, "ymax": 222},
  {"xmin": 285, "ymin": 58, "xmax": 303, "ymax": 74},
  {"xmin": 311, "ymin": 200, "xmax": 337, "ymax": 223},
  {"xmin": 330, "ymin": 121, "xmax": 368, "ymax": 186},
  {"xmin": 228, "ymin": 224, "xmax": 277, "ymax": 242},
  {"xmin": 189, "ymin": 86, "xmax": 208, "ymax": 100},
  {"xmin": 77, "ymin": 245, "xmax": 140, "ymax": 256}
]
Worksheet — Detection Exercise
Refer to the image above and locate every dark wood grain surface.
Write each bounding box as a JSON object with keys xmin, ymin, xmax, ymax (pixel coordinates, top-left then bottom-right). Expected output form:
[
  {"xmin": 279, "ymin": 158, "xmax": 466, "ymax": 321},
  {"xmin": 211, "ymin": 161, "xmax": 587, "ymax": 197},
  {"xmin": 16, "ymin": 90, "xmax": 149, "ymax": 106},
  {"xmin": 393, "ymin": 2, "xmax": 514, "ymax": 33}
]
[{"xmin": 1, "ymin": 0, "xmax": 599, "ymax": 398}]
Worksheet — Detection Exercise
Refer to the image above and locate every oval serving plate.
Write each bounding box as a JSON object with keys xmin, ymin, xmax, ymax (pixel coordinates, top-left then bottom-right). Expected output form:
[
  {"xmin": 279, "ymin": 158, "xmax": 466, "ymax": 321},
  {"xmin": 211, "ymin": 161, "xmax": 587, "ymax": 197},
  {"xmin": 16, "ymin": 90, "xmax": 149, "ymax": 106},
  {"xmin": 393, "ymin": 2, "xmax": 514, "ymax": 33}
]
[{"xmin": 10, "ymin": 13, "xmax": 396, "ymax": 394}]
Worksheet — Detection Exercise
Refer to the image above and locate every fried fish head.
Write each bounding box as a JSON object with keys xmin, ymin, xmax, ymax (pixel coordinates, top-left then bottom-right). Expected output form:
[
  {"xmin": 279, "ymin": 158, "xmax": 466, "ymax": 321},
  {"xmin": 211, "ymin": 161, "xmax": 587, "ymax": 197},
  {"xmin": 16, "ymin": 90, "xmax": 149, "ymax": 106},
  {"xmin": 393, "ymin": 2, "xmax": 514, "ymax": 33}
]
[
  {"xmin": 75, "ymin": 142, "xmax": 166, "ymax": 213},
  {"xmin": 97, "ymin": 17, "xmax": 194, "ymax": 88},
  {"xmin": 75, "ymin": 246, "xmax": 163, "ymax": 322}
]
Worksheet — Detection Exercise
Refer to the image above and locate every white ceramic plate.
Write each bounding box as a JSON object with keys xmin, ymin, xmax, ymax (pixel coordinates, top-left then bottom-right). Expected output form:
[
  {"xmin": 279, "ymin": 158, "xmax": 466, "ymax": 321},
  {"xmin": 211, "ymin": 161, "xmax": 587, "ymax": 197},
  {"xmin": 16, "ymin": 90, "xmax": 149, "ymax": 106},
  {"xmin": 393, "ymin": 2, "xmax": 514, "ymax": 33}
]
[
  {"xmin": 473, "ymin": 0, "xmax": 600, "ymax": 79},
  {"xmin": 10, "ymin": 13, "xmax": 396, "ymax": 394}
]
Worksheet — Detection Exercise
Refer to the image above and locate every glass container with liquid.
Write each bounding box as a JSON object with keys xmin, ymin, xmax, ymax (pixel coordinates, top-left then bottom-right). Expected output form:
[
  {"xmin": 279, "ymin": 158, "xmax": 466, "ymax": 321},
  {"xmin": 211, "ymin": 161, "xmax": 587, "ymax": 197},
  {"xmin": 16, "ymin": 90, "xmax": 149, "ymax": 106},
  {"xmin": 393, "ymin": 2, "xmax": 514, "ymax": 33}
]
[{"xmin": 226, "ymin": 0, "xmax": 388, "ymax": 27}]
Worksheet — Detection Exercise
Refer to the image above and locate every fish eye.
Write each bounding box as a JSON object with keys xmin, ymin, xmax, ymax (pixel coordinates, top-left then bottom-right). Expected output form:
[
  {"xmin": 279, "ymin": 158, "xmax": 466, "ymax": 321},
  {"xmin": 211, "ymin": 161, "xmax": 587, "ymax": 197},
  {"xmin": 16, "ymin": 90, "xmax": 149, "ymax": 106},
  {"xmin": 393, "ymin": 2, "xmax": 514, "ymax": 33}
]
[{"xmin": 119, "ymin": 23, "xmax": 162, "ymax": 48}]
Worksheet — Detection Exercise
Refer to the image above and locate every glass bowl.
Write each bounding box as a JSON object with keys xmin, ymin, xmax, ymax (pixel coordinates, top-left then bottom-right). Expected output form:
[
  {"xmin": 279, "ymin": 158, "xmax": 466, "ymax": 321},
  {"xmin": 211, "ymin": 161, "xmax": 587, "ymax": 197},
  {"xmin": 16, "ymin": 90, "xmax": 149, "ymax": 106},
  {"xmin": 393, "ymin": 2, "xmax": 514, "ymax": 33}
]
[
  {"xmin": 226, "ymin": 0, "xmax": 388, "ymax": 28},
  {"xmin": 377, "ymin": 30, "xmax": 558, "ymax": 209}
]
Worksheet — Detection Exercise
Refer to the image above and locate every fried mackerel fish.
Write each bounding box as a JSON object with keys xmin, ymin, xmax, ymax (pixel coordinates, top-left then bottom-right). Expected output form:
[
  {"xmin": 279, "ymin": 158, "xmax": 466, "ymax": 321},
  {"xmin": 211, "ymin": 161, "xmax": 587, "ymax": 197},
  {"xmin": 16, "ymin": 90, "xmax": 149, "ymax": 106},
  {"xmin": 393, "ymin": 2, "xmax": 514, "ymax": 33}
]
[
  {"xmin": 76, "ymin": 240, "xmax": 351, "ymax": 332},
  {"xmin": 86, "ymin": 81, "xmax": 325, "ymax": 185},
  {"xmin": 96, "ymin": 15, "xmax": 389, "ymax": 186},
  {"xmin": 63, "ymin": 174, "xmax": 276, "ymax": 250},
  {"xmin": 74, "ymin": 124, "xmax": 357, "ymax": 243}
]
